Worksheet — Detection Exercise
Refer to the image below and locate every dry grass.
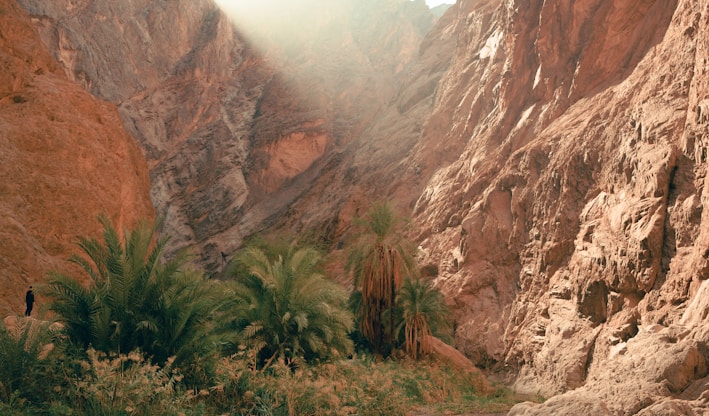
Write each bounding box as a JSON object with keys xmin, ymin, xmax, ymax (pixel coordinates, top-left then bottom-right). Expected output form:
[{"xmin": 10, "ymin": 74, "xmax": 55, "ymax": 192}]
[
  {"xmin": 209, "ymin": 352, "xmax": 527, "ymax": 415},
  {"xmin": 0, "ymin": 328, "xmax": 529, "ymax": 415}
]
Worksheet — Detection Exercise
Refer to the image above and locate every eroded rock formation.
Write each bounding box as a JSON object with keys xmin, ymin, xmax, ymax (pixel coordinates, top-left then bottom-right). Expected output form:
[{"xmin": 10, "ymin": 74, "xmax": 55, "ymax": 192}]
[{"xmin": 405, "ymin": 0, "xmax": 709, "ymax": 412}]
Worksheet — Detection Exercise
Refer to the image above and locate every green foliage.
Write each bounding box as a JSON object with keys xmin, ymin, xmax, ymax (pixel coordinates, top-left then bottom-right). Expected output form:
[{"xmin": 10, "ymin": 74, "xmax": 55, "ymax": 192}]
[
  {"xmin": 210, "ymin": 353, "xmax": 523, "ymax": 415},
  {"xmin": 43, "ymin": 215, "xmax": 227, "ymax": 384},
  {"xmin": 229, "ymin": 245, "xmax": 354, "ymax": 369},
  {"xmin": 2, "ymin": 323, "xmax": 526, "ymax": 415},
  {"xmin": 5, "ymin": 216, "xmax": 529, "ymax": 415},
  {"xmin": 0, "ymin": 318, "xmax": 60, "ymax": 406},
  {"xmin": 395, "ymin": 277, "xmax": 451, "ymax": 359},
  {"xmin": 346, "ymin": 202, "xmax": 417, "ymax": 355}
]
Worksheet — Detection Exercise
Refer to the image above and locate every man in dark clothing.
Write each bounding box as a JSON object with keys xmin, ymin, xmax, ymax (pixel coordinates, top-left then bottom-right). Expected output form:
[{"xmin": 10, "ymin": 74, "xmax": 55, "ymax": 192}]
[{"xmin": 25, "ymin": 286, "xmax": 34, "ymax": 316}]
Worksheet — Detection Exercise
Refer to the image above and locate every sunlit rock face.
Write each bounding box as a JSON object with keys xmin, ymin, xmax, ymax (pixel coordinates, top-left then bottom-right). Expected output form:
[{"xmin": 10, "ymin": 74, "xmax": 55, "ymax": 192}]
[
  {"xmin": 404, "ymin": 0, "xmax": 709, "ymax": 412},
  {"xmin": 17, "ymin": 0, "xmax": 434, "ymax": 271},
  {"xmin": 0, "ymin": 0, "xmax": 153, "ymax": 317}
]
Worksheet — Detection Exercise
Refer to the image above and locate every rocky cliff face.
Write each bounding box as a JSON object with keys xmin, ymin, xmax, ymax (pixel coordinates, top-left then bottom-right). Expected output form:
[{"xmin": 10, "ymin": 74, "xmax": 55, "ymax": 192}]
[
  {"xmin": 0, "ymin": 0, "xmax": 153, "ymax": 317},
  {"xmin": 11, "ymin": 0, "xmax": 709, "ymax": 412},
  {"xmin": 274, "ymin": 0, "xmax": 709, "ymax": 411},
  {"xmin": 404, "ymin": 0, "xmax": 709, "ymax": 412},
  {"xmin": 17, "ymin": 0, "xmax": 271, "ymax": 271},
  {"xmin": 17, "ymin": 0, "xmax": 434, "ymax": 272}
]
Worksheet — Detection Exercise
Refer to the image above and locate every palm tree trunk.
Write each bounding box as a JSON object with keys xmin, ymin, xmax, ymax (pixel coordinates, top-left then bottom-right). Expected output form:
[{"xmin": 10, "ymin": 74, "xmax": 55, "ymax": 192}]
[{"xmin": 389, "ymin": 268, "xmax": 395, "ymax": 352}]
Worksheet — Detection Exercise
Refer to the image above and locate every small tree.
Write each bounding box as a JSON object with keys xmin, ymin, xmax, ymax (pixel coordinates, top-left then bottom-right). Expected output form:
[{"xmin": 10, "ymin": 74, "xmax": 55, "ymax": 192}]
[
  {"xmin": 346, "ymin": 202, "xmax": 417, "ymax": 356},
  {"xmin": 0, "ymin": 319, "xmax": 59, "ymax": 404},
  {"xmin": 396, "ymin": 277, "xmax": 450, "ymax": 359},
  {"xmin": 229, "ymin": 245, "xmax": 354, "ymax": 369}
]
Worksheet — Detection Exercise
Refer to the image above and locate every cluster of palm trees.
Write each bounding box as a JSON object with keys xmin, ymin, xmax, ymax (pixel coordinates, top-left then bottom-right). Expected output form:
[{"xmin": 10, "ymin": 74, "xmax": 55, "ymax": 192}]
[
  {"xmin": 347, "ymin": 203, "xmax": 449, "ymax": 358},
  {"xmin": 41, "ymin": 204, "xmax": 449, "ymax": 384}
]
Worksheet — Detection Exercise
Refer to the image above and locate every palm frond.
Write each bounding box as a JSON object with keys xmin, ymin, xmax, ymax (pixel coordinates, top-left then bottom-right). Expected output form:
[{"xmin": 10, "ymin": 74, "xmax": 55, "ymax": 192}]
[{"xmin": 228, "ymin": 244, "xmax": 354, "ymax": 367}]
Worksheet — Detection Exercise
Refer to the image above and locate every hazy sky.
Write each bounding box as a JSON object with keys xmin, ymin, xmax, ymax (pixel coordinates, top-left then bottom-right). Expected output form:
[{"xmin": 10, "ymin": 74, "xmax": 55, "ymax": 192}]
[
  {"xmin": 425, "ymin": 0, "xmax": 454, "ymax": 7},
  {"xmin": 214, "ymin": 0, "xmax": 457, "ymax": 45}
]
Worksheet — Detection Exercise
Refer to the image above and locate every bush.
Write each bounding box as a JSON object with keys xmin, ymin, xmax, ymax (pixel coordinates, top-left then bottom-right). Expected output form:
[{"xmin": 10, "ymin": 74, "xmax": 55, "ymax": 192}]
[
  {"xmin": 62, "ymin": 348, "xmax": 193, "ymax": 416},
  {"xmin": 0, "ymin": 318, "xmax": 61, "ymax": 407},
  {"xmin": 43, "ymin": 216, "xmax": 229, "ymax": 386},
  {"xmin": 207, "ymin": 351, "xmax": 519, "ymax": 415},
  {"xmin": 228, "ymin": 246, "xmax": 354, "ymax": 369}
]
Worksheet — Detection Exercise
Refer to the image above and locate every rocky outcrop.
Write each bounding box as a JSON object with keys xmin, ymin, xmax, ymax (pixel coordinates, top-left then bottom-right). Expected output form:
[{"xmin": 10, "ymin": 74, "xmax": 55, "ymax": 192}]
[
  {"xmin": 404, "ymin": 0, "xmax": 709, "ymax": 412},
  {"xmin": 17, "ymin": 0, "xmax": 271, "ymax": 271},
  {"xmin": 0, "ymin": 0, "xmax": 153, "ymax": 317},
  {"xmin": 425, "ymin": 334, "xmax": 492, "ymax": 394}
]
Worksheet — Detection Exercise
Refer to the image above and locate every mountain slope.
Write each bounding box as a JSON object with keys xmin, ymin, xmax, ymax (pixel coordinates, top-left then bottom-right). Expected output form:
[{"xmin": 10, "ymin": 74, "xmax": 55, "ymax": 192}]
[
  {"xmin": 405, "ymin": 0, "xmax": 709, "ymax": 412},
  {"xmin": 17, "ymin": 0, "xmax": 435, "ymax": 272}
]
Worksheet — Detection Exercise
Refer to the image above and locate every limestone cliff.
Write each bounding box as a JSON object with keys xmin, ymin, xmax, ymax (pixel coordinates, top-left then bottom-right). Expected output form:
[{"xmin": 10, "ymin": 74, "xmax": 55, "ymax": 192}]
[{"xmin": 0, "ymin": 0, "xmax": 153, "ymax": 317}]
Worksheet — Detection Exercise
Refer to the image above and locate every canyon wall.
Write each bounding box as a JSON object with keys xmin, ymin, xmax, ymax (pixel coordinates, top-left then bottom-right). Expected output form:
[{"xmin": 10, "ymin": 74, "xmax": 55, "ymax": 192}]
[
  {"xmin": 404, "ymin": 0, "xmax": 709, "ymax": 413},
  {"xmin": 16, "ymin": 0, "xmax": 435, "ymax": 272},
  {"xmin": 9, "ymin": 0, "xmax": 709, "ymax": 412},
  {"xmin": 0, "ymin": 0, "xmax": 153, "ymax": 317},
  {"xmin": 268, "ymin": 0, "xmax": 709, "ymax": 411}
]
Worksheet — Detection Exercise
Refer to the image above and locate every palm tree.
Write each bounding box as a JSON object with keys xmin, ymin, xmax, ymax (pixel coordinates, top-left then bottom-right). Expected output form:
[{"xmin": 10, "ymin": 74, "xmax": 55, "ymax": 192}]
[
  {"xmin": 346, "ymin": 202, "xmax": 417, "ymax": 355},
  {"xmin": 229, "ymin": 245, "xmax": 354, "ymax": 370},
  {"xmin": 396, "ymin": 277, "xmax": 450, "ymax": 359},
  {"xmin": 0, "ymin": 318, "xmax": 58, "ymax": 404},
  {"xmin": 44, "ymin": 215, "xmax": 227, "ymax": 383}
]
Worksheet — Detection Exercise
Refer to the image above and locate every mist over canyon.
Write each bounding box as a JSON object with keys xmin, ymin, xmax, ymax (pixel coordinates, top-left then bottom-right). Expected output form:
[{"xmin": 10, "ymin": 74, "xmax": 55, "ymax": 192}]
[{"xmin": 3, "ymin": 0, "xmax": 709, "ymax": 413}]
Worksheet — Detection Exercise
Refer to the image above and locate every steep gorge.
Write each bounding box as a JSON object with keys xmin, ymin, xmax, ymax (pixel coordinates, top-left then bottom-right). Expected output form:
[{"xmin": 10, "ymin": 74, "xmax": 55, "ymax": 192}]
[
  {"xmin": 16, "ymin": 0, "xmax": 435, "ymax": 272},
  {"xmin": 5, "ymin": 0, "xmax": 709, "ymax": 412}
]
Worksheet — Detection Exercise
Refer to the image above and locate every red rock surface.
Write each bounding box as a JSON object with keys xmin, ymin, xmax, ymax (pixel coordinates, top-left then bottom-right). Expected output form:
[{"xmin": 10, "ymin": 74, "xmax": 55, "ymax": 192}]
[
  {"xmin": 9, "ymin": 0, "xmax": 709, "ymax": 412},
  {"xmin": 0, "ymin": 0, "xmax": 153, "ymax": 318},
  {"xmin": 402, "ymin": 0, "xmax": 709, "ymax": 412}
]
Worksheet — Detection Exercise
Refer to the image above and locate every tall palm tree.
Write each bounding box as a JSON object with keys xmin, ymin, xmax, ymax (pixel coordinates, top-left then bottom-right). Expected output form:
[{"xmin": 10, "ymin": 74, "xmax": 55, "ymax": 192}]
[
  {"xmin": 395, "ymin": 277, "xmax": 450, "ymax": 359},
  {"xmin": 229, "ymin": 245, "xmax": 354, "ymax": 369},
  {"xmin": 44, "ymin": 215, "xmax": 227, "ymax": 382},
  {"xmin": 346, "ymin": 202, "xmax": 417, "ymax": 355}
]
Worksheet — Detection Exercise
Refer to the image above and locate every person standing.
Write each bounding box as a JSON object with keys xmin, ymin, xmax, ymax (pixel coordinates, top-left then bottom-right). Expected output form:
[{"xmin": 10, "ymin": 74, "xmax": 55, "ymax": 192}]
[{"xmin": 25, "ymin": 285, "xmax": 34, "ymax": 316}]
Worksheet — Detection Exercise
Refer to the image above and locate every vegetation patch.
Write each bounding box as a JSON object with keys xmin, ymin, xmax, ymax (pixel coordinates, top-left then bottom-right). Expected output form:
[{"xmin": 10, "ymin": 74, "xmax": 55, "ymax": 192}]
[{"xmin": 1, "ymin": 209, "xmax": 531, "ymax": 414}]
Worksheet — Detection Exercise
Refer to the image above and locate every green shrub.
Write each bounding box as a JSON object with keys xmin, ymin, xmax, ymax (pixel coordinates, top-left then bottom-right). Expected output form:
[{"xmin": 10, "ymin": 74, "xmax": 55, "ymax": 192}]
[
  {"xmin": 44, "ymin": 216, "xmax": 229, "ymax": 386},
  {"xmin": 0, "ymin": 318, "xmax": 61, "ymax": 407},
  {"xmin": 228, "ymin": 246, "xmax": 354, "ymax": 369},
  {"xmin": 206, "ymin": 351, "xmax": 522, "ymax": 415}
]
